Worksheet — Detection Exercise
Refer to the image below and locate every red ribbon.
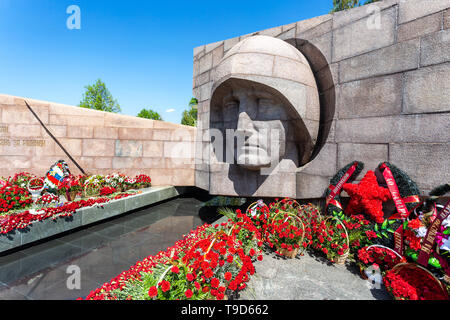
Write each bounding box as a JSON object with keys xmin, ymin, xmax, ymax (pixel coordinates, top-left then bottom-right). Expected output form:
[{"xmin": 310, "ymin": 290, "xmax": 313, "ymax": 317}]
[
  {"xmin": 325, "ymin": 162, "xmax": 358, "ymax": 210},
  {"xmin": 380, "ymin": 164, "xmax": 409, "ymax": 220},
  {"xmin": 417, "ymin": 200, "xmax": 450, "ymax": 268},
  {"xmin": 402, "ymin": 195, "xmax": 420, "ymax": 203},
  {"xmin": 328, "ymin": 199, "xmax": 343, "ymax": 210}
]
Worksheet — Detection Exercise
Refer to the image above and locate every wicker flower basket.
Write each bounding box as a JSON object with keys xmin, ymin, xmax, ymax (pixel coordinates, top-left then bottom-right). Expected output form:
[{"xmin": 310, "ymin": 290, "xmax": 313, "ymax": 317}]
[
  {"xmin": 359, "ymin": 245, "xmax": 406, "ymax": 280},
  {"xmin": 275, "ymin": 245, "xmax": 300, "ymax": 259},
  {"xmin": 387, "ymin": 263, "xmax": 448, "ymax": 300},
  {"xmin": 323, "ymin": 216, "xmax": 349, "ymax": 265},
  {"xmin": 271, "ymin": 198, "xmax": 300, "ymax": 212},
  {"xmin": 83, "ymin": 183, "xmax": 100, "ymax": 198},
  {"xmin": 269, "ymin": 211, "xmax": 305, "ymax": 259},
  {"xmin": 246, "ymin": 201, "xmax": 269, "ymax": 216},
  {"xmin": 297, "ymin": 203, "xmax": 323, "ymax": 221},
  {"xmin": 64, "ymin": 189, "xmax": 79, "ymax": 202}
]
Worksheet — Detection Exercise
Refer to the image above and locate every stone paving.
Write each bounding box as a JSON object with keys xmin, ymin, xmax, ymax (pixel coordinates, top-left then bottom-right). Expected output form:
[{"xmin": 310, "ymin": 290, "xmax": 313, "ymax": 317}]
[{"xmin": 240, "ymin": 250, "xmax": 391, "ymax": 300}]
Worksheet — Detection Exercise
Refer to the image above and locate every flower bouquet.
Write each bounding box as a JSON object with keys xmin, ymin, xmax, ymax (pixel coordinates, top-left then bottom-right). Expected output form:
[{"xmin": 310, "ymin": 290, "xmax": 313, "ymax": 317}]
[
  {"xmin": 245, "ymin": 199, "xmax": 269, "ymax": 223},
  {"xmin": 8, "ymin": 172, "xmax": 35, "ymax": 189},
  {"xmin": 57, "ymin": 175, "xmax": 82, "ymax": 202},
  {"xmin": 35, "ymin": 193, "xmax": 60, "ymax": 208},
  {"xmin": 82, "ymin": 175, "xmax": 103, "ymax": 198},
  {"xmin": 104, "ymin": 173, "xmax": 125, "ymax": 192},
  {"xmin": 27, "ymin": 177, "xmax": 45, "ymax": 204},
  {"xmin": 123, "ymin": 177, "xmax": 137, "ymax": 191},
  {"xmin": 357, "ymin": 245, "xmax": 406, "ymax": 279},
  {"xmin": 383, "ymin": 263, "xmax": 448, "ymax": 300},
  {"xmin": 83, "ymin": 182, "xmax": 101, "ymax": 198},
  {"xmin": 135, "ymin": 174, "xmax": 151, "ymax": 188},
  {"xmin": 0, "ymin": 184, "xmax": 33, "ymax": 213},
  {"xmin": 297, "ymin": 203, "xmax": 322, "ymax": 252}
]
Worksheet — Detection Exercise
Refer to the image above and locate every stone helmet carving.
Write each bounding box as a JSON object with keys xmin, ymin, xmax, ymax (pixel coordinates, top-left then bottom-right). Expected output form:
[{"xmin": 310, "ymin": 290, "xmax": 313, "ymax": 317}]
[{"xmin": 210, "ymin": 35, "xmax": 320, "ymax": 168}]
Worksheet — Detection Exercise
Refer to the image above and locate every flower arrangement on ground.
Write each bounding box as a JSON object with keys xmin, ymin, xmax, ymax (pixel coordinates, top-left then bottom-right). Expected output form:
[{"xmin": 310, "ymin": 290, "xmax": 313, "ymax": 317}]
[{"xmin": 84, "ymin": 214, "xmax": 263, "ymax": 300}]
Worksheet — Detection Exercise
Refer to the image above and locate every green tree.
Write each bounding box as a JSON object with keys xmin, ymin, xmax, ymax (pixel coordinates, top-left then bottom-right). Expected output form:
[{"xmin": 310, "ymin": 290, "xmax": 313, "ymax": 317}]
[
  {"xmin": 330, "ymin": 0, "xmax": 380, "ymax": 13},
  {"xmin": 137, "ymin": 108, "xmax": 163, "ymax": 120},
  {"xmin": 181, "ymin": 98, "xmax": 198, "ymax": 126},
  {"xmin": 79, "ymin": 79, "xmax": 121, "ymax": 113}
]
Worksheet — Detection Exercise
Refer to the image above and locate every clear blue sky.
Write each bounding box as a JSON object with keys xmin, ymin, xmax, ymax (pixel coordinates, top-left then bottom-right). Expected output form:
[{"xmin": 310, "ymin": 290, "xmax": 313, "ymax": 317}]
[{"xmin": 0, "ymin": 0, "xmax": 332, "ymax": 124}]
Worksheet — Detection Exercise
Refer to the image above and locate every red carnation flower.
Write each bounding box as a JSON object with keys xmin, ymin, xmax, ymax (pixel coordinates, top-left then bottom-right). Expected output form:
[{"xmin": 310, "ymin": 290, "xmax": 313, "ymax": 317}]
[
  {"xmin": 148, "ymin": 286, "xmax": 158, "ymax": 298},
  {"xmin": 184, "ymin": 289, "xmax": 193, "ymax": 299},
  {"xmin": 211, "ymin": 277, "xmax": 220, "ymax": 288},
  {"xmin": 160, "ymin": 280, "xmax": 171, "ymax": 293},
  {"xmin": 186, "ymin": 273, "xmax": 195, "ymax": 281}
]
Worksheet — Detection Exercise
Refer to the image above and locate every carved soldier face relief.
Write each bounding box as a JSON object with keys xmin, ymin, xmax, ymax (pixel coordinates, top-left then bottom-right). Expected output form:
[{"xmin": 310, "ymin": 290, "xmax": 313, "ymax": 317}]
[
  {"xmin": 206, "ymin": 35, "xmax": 322, "ymax": 196},
  {"xmin": 219, "ymin": 82, "xmax": 288, "ymax": 170}
]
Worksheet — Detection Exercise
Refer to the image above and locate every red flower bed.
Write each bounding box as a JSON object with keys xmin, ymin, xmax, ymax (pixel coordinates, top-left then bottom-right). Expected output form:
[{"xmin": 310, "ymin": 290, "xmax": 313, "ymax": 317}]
[
  {"xmin": 0, "ymin": 193, "xmax": 133, "ymax": 234},
  {"xmin": 100, "ymin": 186, "xmax": 117, "ymax": 196},
  {"xmin": 84, "ymin": 212, "xmax": 264, "ymax": 300},
  {"xmin": 0, "ymin": 184, "xmax": 33, "ymax": 213}
]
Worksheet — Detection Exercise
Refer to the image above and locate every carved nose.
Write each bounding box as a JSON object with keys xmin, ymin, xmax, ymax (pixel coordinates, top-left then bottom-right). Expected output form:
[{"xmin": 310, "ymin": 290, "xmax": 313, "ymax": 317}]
[{"xmin": 236, "ymin": 111, "xmax": 256, "ymax": 138}]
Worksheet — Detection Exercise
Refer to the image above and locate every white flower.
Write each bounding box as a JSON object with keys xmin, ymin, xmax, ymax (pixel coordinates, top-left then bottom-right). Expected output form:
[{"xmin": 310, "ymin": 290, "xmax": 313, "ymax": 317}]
[
  {"xmin": 442, "ymin": 216, "xmax": 450, "ymax": 229},
  {"xmin": 440, "ymin": 237, "xmax": 450, "ymax": 252},
  {"xmin": 416, "ymin": 226, "xmax": 428, "ymax": 238}
]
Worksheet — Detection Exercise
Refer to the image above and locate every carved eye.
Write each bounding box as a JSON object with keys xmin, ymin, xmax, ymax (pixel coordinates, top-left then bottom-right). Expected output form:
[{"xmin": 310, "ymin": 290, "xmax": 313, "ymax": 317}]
[{"xmin": 223, "ymin": 100, "xmax": 239, "ymax": 119}]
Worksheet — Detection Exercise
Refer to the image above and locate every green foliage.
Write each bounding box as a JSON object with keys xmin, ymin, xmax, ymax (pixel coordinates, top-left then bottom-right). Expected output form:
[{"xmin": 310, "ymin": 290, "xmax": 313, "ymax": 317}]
[
  {"xmin": 110, "ymin": 262, "xmax": 211, "ymax": 300},
  {"xmin": 137, "ymin": 108, "xmax": 163, "ymax": 121},
  {"xmin": 79, "ymin": 79, "xmax": 121, "ymax": 113},
  {"xmin": 181, "ymin": 97, "xmax": 198, "ymax": 126},
  {"xmin": 330, "ymin": 0, "xmax": 380, "ymax": 13},
  {"xmin": 204, "ymin": 196, "xmax": 246, "ymax": 207},
  {"xmin": 188, "ymin": 97, "xmax": 198, "ymax": 108},
  {"xmin": 217, "ymin": 207, "xmax": 237, "ymax": 221}
]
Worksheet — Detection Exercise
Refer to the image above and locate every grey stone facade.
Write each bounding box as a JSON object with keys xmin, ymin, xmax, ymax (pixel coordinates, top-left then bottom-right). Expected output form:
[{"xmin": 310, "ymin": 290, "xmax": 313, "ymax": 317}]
[{"xmin": 193, "ymin": 0, "xmax": 450, "ymax": 197}]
